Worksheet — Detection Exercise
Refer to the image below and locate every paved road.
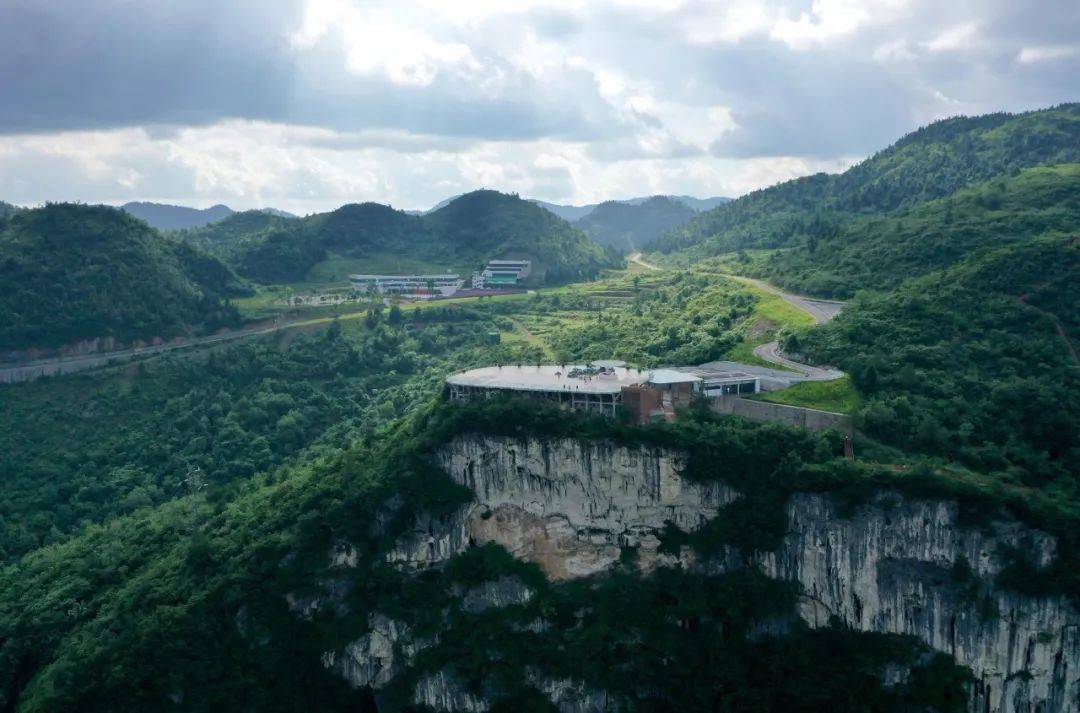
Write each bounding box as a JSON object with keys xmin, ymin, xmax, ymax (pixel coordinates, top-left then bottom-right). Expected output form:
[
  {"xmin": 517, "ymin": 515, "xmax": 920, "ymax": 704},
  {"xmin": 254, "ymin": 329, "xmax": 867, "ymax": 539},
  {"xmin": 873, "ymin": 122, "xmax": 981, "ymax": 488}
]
[
  {"xmin": 724, "ymin": 275, "xmax": 845, "ymax": 325},
  {"xmin": 721, "ymin": 276, "xmax": 846, "ymax": 380},
  {"xmin": 753, "ymin": 341, "xmax": 845, "ymax": 382},
  {"xmin": 0, "ymin": 322, "xmax": 290, "ymax": 385}
]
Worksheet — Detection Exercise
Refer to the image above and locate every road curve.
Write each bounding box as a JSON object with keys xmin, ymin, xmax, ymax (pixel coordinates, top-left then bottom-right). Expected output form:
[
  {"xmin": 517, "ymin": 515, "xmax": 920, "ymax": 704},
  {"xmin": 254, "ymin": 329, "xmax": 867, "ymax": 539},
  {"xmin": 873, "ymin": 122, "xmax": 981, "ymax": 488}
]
[
  {"xmin": 725, "ymin": 275, "xmax": 847, "ymax": 380},
  {"xmin": 724, "ymin": 274, "xmax": 844, "ymax": 326}
]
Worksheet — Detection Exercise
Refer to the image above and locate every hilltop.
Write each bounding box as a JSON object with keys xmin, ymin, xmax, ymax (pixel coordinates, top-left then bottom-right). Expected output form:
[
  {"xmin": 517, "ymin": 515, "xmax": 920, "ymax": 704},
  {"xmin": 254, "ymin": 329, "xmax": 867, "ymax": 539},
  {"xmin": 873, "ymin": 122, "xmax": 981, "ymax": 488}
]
[
  {"xmin": 121, "ymin": 202, "xmax": 236, "ymax": 230},
  {"xmin": 186, "ymin": 190, "xmax": 621, "ymax": 284},
  {"xmin": 531, "ymin": 194, "xmax": 730, "ymax": 221},
  {"xmin": 575, "ymin": 195, "xmax": 697, "ymax": 252},
  {"xmin": 0, "ymin": 204, "xmax": 248, "ymax": 351},
  {"xmin": 654, "ymin": 103, "xmax": 1080, "ymax": 260}
]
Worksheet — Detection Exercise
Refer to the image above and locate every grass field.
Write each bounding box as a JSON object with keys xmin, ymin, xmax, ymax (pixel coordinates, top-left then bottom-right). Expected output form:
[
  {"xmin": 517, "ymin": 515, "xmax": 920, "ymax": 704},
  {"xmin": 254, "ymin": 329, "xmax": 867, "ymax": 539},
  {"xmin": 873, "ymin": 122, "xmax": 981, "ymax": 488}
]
[{"xmin": 751, "ymin": 376, "xmax": 862, "ymax": 415}]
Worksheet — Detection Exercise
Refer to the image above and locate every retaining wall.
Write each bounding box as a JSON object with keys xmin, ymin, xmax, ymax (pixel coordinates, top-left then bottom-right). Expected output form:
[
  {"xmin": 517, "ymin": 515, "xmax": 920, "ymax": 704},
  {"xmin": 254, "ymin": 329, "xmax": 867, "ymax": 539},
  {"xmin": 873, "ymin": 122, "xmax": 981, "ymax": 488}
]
[{"xmin": 711, "ymin": 395, "xmax": 852, "ymax": 432}]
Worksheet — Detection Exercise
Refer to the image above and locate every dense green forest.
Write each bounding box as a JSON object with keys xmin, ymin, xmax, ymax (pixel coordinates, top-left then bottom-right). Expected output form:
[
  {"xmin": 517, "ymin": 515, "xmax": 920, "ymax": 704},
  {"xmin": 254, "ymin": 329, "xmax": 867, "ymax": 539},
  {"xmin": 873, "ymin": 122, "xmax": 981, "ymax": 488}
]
[
  {"xmin": 796, "ymin": 234, "xmax": 1079, "ymax": 491},
  {"xmin": 0, "ymin": 393, "xmax": 977, "ymax": 712},
  {"xmin": 653, "ymin": 104, "xmax": 1080, "ymax": 259},
  {"xmin": 177, "ymin": 209, "xmax": 297, "ymax": 255},
  {"xmin": 759, "ymin": 164, "xmax": 1080, "ymax": 296},
  {"xmin": 0, "ymin": 204, "xmax": 250, "ymax": 351},
  {"xmin": 0, "ymin": 311, "xmax": 532, "ymax": 560},
  {"xmin": 183, "ymin": 190, "xmax": 621, "ymax": 285},
  {"xmin": 574, "ymin": 195, "xmax": 697, "ymax": 252},
  {"xmin": 0, "ymin": 200, "xmax": 19, "ymax": 224}
]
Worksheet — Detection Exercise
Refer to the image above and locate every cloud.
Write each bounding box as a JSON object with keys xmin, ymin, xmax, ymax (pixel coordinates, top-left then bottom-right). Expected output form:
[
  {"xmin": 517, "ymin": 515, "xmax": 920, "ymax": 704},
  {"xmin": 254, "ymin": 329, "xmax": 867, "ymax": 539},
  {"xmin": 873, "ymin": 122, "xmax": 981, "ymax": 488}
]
[
  {"xmin": 0, "ymin": 0, "xmax": 1077, "ymax": 210},
  {"xmin": 923, "ymin": 22, "xmax": 979, "ymax": 52},
  {"xmin": 1016, "ymin": 45, "xmax": 1080, "ymax": 65}
]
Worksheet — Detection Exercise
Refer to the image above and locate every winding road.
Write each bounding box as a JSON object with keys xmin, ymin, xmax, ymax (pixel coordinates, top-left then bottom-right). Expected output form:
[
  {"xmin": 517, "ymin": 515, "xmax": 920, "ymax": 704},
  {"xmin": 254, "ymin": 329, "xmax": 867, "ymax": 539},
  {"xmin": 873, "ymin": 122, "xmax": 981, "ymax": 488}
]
[
  {"xmin": 722, "ymin": 276, "xmax": 846, "ymax": 380},
  {"xmin": 627, "ymin": 253, "xmax": 845, "ymax": 380}
]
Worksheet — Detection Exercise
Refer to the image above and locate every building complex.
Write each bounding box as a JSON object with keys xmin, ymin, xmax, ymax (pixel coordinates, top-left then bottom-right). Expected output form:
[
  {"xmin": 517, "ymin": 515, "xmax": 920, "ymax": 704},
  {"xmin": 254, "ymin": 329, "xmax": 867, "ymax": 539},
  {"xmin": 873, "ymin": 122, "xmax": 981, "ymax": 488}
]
[
  {"xmin": 472, "ymin": 259, "xmax": 531, "ymax": 289},
  {"xmin": 446, "ymin": 361, "xmax": 759, "ymax": 421},
  {"xmin": 348, "ymin": 273, "xmax": 462, "ymax": 299}
]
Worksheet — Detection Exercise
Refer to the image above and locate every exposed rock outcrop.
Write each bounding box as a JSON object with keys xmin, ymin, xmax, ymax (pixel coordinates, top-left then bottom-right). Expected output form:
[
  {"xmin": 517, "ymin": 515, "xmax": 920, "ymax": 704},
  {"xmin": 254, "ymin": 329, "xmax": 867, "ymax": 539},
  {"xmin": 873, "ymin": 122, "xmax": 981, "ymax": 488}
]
[
  {"xmin": 737, "ymin": 493, "xmax": 1080, "ymax": 713},
  {"xmin": 404, "ymin": 435, "xmax": 734, "ymax": 579},
  {"xmin": 323, "ymin": 614, "xmax": 426, "ymax": 689},
  {"xmin": 382, "ymin": 435, "xmax": 1080, "ymax": 713}
]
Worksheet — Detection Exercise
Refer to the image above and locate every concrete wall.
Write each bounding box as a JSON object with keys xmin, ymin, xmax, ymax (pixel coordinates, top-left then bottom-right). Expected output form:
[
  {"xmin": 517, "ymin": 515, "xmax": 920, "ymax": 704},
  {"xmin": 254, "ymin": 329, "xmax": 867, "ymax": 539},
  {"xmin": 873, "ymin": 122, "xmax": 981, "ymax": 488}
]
[{"xmin": 711, "ymin": 395, "xmax": 851, "ymax": 433}]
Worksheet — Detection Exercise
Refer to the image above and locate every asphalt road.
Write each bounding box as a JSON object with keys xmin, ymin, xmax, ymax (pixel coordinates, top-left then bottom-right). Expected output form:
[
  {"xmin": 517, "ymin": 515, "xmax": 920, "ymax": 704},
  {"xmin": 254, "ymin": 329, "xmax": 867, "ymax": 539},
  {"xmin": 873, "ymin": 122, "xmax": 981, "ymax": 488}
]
[{"xmin": 724, "ymin": 275, "xmax": 845, "ymax": 325}]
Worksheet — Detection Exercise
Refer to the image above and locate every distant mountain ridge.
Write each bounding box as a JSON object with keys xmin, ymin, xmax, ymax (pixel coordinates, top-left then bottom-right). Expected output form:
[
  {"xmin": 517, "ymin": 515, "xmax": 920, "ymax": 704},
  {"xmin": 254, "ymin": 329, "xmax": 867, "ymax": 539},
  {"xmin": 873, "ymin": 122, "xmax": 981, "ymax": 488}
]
[
  {"xmin": 121, "ymin": 202, "xmax": 236, "ymax": 230},
  {"xmin": 531, "ymin": 194, "xmax": 730, "ymax": 221},
  {"xmin": 121, "ymin": 202, "xmax": 298, "ymax": 231},
  {"xmin": 575, "ymin": 196, "xmax": 698, "ymax": 252},
  {"xmin": 182, "ymin": 190, "xmax": 622, "ymax": 285}
]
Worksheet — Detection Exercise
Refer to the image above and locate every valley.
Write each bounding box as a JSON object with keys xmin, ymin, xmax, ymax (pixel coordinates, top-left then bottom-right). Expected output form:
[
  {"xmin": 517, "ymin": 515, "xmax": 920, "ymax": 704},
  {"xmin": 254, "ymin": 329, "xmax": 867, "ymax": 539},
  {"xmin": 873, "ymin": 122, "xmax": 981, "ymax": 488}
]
[{"xmin": 0, "ymin": 104, "xmax": 1077, "ymax": 713}]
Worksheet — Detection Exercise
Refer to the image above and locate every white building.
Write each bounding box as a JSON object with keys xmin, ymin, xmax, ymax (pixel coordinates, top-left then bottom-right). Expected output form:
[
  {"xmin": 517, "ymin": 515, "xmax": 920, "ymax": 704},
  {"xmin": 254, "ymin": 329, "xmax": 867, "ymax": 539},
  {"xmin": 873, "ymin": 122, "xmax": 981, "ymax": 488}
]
[
  {"xmin": 473, "ymin": 259, "xmax": 532, "ymax": 288},
  {"xmin": 348, "ymin": 274, "xmax": 462, "ymax": 299}
]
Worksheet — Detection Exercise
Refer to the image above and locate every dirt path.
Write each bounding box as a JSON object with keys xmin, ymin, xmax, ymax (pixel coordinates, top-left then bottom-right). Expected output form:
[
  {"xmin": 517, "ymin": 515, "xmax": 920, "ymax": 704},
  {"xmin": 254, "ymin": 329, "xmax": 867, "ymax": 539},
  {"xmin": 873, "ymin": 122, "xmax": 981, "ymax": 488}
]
[{"xmin": 628, "ymin": 252, "xmax": 661, "ymax": 271}]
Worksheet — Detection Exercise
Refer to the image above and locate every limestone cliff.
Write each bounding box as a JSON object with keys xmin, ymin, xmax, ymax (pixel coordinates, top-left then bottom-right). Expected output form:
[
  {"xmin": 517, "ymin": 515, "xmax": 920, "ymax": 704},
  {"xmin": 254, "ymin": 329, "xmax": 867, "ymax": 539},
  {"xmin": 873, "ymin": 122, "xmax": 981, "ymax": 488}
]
[{"xmin": 352, "ymin": 435, "xmax": 1080, "ymax": 712}]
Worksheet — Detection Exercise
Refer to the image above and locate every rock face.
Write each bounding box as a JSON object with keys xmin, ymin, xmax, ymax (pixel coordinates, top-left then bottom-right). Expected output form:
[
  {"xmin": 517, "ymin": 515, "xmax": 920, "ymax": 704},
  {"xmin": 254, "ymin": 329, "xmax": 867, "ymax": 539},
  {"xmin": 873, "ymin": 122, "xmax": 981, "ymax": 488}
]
[
  {"xmin": 744, "ymin": 493, "xmax": 1080, "ymax": 713},
  {"xmin": 383, "ymin": 435, "xmax": 1080, "ymax": 713},
  {"xmin": 429, "ymin": 435, "xmax": 735, "ymax": 579},
  {"xmin": 323, "ymin": 614, "xmax": 424, "ymax": 689}
]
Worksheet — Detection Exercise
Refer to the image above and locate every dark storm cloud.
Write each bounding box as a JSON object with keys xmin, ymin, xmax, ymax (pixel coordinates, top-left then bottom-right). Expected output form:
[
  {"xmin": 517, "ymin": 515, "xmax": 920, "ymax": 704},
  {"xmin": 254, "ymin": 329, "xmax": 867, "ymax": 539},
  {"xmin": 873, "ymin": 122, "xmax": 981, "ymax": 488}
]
[
  {"xmin": 0, "ymin": 0, "xmax": 304, "ymax": 133},
  {"xmin": 0, "ymin": 0, "xmax": 626, "ymax": 141}
]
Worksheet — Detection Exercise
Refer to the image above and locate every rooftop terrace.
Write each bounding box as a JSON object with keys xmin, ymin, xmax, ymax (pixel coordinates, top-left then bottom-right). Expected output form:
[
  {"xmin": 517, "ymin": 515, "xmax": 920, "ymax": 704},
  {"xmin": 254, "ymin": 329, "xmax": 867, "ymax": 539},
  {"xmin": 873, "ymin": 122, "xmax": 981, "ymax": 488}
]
[{"xmin": 446, "ymin": 364, "xmax": 649, "ymax": 394}]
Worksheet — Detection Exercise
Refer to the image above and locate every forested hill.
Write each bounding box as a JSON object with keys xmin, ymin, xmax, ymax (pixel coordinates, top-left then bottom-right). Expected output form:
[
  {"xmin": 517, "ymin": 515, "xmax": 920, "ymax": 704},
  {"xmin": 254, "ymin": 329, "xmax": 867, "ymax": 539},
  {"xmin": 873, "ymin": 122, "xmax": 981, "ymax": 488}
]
[
  {"xmin": 0, "ymin": 201, "xmax": 19, "ymax": 222},
  {"xmin": 575, "ymin": 196, "xmax": 697, "ymax": 252},
  {"xmin": 654, "ymin": 103, "xmax": 1080, "ymax": 259},
  {"xmin": 799, "ymin": 232, "xmax": 1079, "ymax": 486},
  {"xmin": 759, "ymin": 164, "xmax": 1080, "ymax": 297},
  {"xmin": 188, "ymin": 190, "xmax": 621, "ymax": 284},
  {"xmin": 0, "ymin": 204, "xmax": 249, "ymax": 352},
  {"xmin": 421, "ymin": 190, "xmax": 620, "ymax": 282},
  {"xmin": 178, "ymin": 210, "xmax": 300, "ymax": 255}
]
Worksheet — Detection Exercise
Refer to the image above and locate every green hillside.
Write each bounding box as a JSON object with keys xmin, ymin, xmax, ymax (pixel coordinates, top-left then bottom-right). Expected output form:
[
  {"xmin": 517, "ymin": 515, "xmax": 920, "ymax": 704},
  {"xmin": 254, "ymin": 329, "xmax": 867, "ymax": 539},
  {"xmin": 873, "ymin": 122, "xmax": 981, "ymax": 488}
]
[
  {"xmin": 178, "ymin": 210, "xmax": 298, "ymax": 255},
  {"xmin": 421, "ymin": 190, "xmax": 620, "ymax": 282},
  {"xmin": 575, "ymin": 195, "xmax": 697, "ymax": 252},
  {"xmin": 185, "ymin": 191, "xmax": 620, "ymax": 285},
  {"xmin": 0, "ymin": 201, "xmax": 18, "ymax": 223},
  {"xmin": 0, "ymin": 204, "xmax": 249, "ymax": 351},
  {"xmin": 798, "ymin": 234, "xmax": 1079, "ymax": 486},
  {"xmin": 761, "ymin": 164, "xmax": 1080, "ymax": 296},
  {"xmin": 654, "ymin": 103, "xmax": 1080, "ymax": 259}
]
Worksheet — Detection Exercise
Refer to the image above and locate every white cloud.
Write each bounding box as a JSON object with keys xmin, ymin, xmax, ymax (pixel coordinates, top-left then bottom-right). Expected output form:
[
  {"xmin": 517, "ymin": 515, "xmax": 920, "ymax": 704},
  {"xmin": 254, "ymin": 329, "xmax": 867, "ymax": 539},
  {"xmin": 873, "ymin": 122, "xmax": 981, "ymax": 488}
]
[
  {"xmin": 923, "ymin": 22, "xmax": 978, "ymax": 52},
  {"xmin": 292, "ymin": 0, "xmax": 483, "ymax": 87},
  {"xmin": 2, "ymin": 0, "xmax": 1078, "ymax": 211},
  {"xmin": 873, "ymin": 38, "xmax": 915, "ymax": 61},
  {"xmin": 680, "ymin": 1, "xmax": 772, "ymax": 44},
  {"xmin": 1016, "ymin": 45, "xmax": 1080, "ymax": 65},
  {"xmin": 770, "ymin": 0, "xmax": 877, "ymax": 50}
]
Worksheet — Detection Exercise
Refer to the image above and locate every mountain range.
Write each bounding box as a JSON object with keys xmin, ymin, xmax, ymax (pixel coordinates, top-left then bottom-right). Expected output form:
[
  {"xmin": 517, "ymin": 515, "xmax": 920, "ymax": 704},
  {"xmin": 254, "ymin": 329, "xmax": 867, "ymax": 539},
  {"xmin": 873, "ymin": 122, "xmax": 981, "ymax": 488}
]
[
  {"xmin": 180, "ymin": 190, "xmax": 621, "ymax": 284},
  {"xmin": 120, "ymin": 202, "xmax": 297, "ymax": 231},
  {"xmin": 1, "ymin": 103, "xmax": 1079, "ymax": 712}
]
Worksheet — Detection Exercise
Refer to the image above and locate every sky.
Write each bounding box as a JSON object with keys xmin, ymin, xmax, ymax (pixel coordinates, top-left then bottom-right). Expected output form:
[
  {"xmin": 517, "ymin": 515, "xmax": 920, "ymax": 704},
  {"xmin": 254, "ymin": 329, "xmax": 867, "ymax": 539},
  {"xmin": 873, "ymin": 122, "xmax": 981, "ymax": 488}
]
[{"xmin": 0, "ymin": 0, "xmax": 1077, "ymax": 215}]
